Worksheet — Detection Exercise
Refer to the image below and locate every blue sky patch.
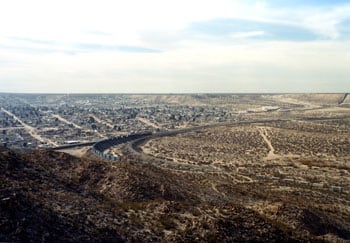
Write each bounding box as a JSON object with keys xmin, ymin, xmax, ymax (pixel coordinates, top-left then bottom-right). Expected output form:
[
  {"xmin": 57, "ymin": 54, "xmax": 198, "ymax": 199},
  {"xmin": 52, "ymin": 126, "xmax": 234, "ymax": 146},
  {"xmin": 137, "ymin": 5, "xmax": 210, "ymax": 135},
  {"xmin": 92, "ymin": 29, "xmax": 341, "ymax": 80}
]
[
  {"xmin": 188, "ymin": 18, "xmax": 320, "ymax": 41},
  {"xmin": 266, "ymin": 0, "xmax": 350, "ymax": 8}
]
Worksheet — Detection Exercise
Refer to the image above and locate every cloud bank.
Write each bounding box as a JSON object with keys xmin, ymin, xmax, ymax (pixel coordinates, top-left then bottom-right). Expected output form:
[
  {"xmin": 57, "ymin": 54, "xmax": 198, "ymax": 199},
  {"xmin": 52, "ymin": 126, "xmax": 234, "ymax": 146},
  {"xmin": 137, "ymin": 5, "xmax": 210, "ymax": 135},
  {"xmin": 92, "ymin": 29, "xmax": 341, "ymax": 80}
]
[{"xmin": 0, "ymin": 0, "xmax": 350, "ymax": 93}]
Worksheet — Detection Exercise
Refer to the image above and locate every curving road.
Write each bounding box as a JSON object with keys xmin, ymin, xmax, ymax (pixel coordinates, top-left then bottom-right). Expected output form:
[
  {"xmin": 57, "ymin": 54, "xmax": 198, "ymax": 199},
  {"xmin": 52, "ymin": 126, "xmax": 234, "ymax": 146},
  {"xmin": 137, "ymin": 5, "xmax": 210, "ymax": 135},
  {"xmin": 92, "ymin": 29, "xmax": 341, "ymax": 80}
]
[{"xmin": 125, "ymin": 119, "xmax": 287, "ymax": 171}]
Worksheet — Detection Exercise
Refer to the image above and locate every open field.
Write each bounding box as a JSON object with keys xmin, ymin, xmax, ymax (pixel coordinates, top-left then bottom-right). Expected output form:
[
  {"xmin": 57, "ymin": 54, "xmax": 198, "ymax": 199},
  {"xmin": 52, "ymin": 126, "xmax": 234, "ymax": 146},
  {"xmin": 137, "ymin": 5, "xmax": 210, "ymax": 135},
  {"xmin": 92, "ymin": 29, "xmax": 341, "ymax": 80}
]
[
  {"xmin": 129, "ymin": 102, "xmax": 350, "ymax": 241},
  {"xmin": 140, "ymin": 119, "xmax": 350, "ymax": 188}
]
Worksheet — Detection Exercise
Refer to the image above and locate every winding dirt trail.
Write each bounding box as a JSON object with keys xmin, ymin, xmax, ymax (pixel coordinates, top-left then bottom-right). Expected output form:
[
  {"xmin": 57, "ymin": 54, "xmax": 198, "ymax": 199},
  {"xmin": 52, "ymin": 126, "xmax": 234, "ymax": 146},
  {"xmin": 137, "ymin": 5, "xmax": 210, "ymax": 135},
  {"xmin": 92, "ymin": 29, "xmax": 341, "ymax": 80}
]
[{"xmin": 258, "ymin": 127, "xmax": 278, "ymax": 160}]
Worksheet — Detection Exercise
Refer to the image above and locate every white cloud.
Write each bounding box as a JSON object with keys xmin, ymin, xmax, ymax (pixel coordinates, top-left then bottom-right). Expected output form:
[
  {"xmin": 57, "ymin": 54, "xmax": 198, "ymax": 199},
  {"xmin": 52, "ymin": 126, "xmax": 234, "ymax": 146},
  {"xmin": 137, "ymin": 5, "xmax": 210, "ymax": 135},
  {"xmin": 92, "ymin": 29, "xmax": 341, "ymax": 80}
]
[
  {"xmin": 302, "ymin": 6, "xmax": 350, "ymax": 39},
  {"xmin": 0, "ymin": 0, "xmax": 241, "ymax": 44},
  {"xmin": 1, "ymin": 40, "xmax": 350, "ymax": 92},
  {"xmin": 229, "ymin": 31, "xmax": 265, "ymax": 39},
  {"xmin": 1, "ymin": 0, "xmax": 350, "ymax": 47},
  {"xmin": 1, "ymin": 0, "xmax": 350, "ymax": 92}
]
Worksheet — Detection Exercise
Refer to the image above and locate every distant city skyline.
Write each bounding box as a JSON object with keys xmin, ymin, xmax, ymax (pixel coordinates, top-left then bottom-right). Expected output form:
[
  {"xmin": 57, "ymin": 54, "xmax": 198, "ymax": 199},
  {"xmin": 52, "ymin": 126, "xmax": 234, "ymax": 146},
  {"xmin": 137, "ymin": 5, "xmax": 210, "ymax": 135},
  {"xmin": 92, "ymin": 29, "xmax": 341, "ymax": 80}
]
[{"xmin": 1, "ymin": 0, "xmax": 350, "ymax": 93}]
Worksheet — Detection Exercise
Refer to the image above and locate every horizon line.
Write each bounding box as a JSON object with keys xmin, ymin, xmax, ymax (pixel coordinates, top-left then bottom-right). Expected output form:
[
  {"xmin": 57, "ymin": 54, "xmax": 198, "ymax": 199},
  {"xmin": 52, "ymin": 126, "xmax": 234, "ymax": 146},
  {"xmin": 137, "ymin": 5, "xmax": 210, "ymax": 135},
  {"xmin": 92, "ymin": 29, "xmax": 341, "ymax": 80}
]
[{"xmin": 0, "ymin": 91, "xmax": 348, "ymax": 95}]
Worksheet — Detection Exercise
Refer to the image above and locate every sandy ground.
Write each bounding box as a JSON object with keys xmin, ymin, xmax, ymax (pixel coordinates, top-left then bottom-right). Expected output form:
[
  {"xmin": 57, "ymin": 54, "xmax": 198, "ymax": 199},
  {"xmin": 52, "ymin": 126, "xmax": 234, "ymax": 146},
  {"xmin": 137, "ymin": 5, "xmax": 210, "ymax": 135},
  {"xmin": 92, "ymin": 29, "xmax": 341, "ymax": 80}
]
[
  {"xmin": 342, "ymin": 94, "xmax": 350, "ymax": 104},
  {"xmin": 272, "ymin": 96, "xmax": 320, "ymax": 109},
  {"xmin": 57, "ymin": 146, "xmax": 91, "ymax": 158},
  {"xmin": 273, "ymin": 94, "xmax": 344, "ymax": 106},
  {"xmin": 258, "ymin": 127, "xmax": 278, "ymax": 160},
  {"xmin": 302, "ymin": 106, "xmax": 350, "ymax": 115}
]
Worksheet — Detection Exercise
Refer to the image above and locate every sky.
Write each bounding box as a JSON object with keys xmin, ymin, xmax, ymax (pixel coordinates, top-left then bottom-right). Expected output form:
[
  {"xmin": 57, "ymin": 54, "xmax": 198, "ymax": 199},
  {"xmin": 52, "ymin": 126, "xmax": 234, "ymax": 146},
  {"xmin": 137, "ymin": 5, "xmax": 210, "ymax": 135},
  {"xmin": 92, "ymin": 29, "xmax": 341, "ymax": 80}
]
[{"xmin": 0, "ymin": 0, "xmax": 350, "ymax": 93}]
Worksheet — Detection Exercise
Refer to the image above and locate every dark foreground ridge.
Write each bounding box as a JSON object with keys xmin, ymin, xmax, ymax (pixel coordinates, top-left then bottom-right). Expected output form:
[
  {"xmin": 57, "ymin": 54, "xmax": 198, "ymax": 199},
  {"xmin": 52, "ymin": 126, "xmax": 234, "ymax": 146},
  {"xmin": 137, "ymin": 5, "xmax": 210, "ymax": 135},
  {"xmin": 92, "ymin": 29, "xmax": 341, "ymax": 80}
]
[{"xmin": 1, "ymin": 147, "xmax": 349, "ymax": 242}]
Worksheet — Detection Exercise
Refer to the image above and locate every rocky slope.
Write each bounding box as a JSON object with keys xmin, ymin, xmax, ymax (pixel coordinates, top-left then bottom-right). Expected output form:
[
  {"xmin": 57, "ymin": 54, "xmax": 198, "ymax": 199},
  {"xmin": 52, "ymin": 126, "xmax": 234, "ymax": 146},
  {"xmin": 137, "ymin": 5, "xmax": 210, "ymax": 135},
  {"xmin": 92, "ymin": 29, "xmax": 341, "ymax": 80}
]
[{"xmin": 1, "ymin": 147, "xmax": 348, "ymax": 242}]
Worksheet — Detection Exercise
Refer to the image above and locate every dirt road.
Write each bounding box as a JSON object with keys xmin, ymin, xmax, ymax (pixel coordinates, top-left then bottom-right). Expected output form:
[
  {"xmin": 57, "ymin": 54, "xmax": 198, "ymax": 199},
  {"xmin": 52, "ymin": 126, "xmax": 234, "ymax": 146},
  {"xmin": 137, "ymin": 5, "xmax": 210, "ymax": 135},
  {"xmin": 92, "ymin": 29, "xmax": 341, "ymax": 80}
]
[
  {"xmin": 136, "ymin": 117, "xmax": 162, "ymax": 129},
  {"xmin": 258, "ymin": 127, "xmax": 278, "ymax": 160},
  {"xmin": 1, "ymin": 107, "xmax": 57, "ymax": 146},
  {"xmin": 52, "ymin": 114, "xmax": 82, "ymax": 129}
]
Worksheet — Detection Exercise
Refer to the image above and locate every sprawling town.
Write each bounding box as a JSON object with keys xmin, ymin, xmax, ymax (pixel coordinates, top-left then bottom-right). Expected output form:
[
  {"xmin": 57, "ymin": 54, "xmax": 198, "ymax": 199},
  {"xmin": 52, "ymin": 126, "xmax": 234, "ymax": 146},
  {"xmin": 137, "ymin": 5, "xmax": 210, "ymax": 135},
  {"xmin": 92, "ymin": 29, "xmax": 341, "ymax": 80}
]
[{"xmin": 0, "ymin": 93, "xmax": 290, "ymax": 149}]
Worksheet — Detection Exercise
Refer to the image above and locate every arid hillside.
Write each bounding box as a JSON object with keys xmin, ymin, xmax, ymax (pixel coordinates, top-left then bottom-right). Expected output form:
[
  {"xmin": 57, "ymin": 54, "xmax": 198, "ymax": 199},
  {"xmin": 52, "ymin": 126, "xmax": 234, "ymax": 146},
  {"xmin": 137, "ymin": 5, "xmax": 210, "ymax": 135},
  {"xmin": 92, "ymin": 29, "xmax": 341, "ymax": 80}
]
[{"xmin": 1, "ymin": 146, "xmax": 349, "ymax": 242}]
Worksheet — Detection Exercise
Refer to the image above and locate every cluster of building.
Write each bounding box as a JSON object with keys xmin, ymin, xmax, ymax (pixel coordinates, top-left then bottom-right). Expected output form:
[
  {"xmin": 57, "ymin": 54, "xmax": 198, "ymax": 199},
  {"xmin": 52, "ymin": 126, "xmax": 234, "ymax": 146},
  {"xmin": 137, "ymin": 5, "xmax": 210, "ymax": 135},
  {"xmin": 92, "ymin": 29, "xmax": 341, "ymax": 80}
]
[{"xmin": 0, "ymin": 94, "xmax": 246, "ymax": 149}]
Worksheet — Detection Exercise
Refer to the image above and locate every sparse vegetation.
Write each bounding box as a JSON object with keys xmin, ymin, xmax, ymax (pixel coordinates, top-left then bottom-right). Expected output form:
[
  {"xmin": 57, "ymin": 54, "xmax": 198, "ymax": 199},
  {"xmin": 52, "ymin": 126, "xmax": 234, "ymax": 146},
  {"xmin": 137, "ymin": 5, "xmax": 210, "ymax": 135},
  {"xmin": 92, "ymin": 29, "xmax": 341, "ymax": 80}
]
[{"xmin": 1, "ymin": 94, "xmax": 350, "ymax": 242}]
